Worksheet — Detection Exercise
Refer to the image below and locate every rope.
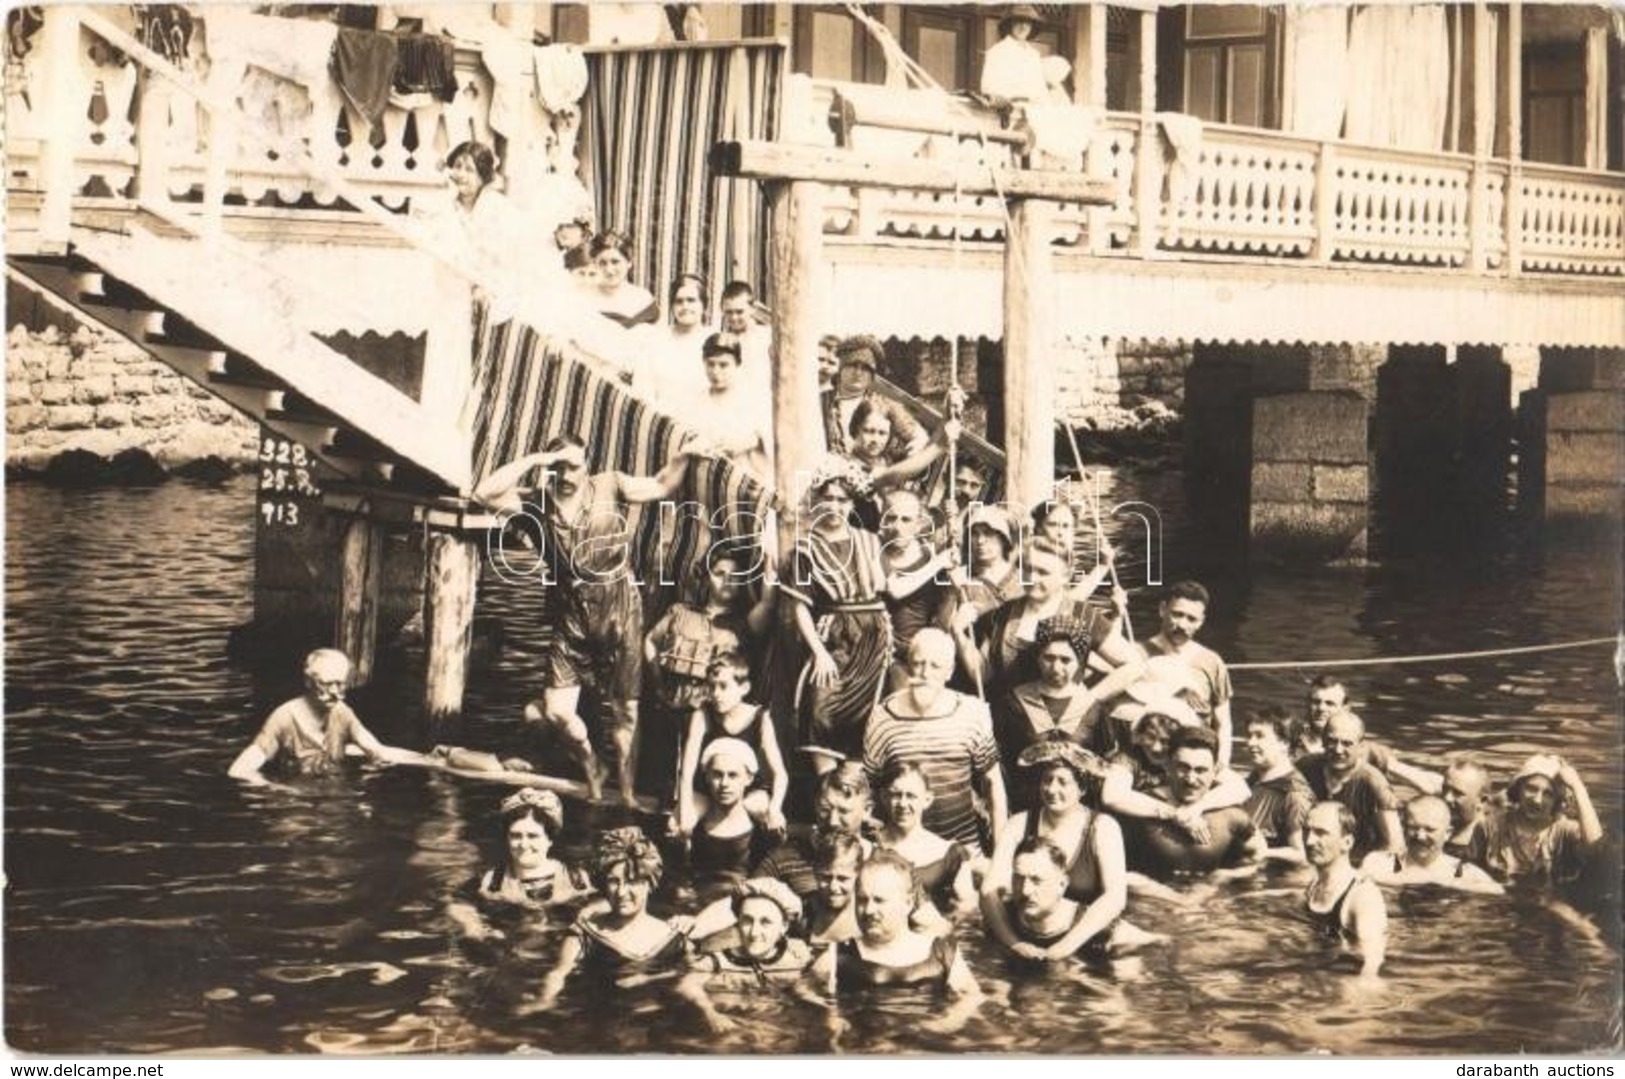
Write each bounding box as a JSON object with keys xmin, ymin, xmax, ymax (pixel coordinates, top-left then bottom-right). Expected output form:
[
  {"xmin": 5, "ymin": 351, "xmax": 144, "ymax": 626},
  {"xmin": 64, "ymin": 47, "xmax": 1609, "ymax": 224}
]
[{"xmin": 1228, "ymin": 635, "xmax": 1619, "ymax": 672}]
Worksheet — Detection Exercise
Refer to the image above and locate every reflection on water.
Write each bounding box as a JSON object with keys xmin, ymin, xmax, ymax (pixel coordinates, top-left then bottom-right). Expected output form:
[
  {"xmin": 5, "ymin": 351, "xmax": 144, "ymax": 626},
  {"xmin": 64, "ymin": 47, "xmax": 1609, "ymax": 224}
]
[{"xmin": 5, "ymin": 475, "xmax": 1621, "ymax": 1054}]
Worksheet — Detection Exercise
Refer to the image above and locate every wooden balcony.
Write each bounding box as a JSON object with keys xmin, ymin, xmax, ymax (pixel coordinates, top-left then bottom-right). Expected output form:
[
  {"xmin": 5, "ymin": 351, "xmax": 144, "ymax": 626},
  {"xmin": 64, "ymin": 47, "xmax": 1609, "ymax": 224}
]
[
  {"xmin": 785, "ymin": 78, "xmax": 1625, "ymax": 349},
  {"xmin": 799, "ymin": 79, "xmax": 1625, "ymax": 279}
]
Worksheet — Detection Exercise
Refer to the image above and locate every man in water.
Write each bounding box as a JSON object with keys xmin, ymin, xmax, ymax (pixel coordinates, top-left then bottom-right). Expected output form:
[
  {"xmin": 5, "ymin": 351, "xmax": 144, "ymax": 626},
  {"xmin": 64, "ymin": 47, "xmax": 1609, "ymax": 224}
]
[
  {"xmin": 1303, "ymin": 801, "xmax": 1387, "ymax": 983},
  {"xmin": 755, "ymin": 761, "xmax": 874, "ymax": 901},
  {"xmin": 1297, "ymin": 675, "xmax": 1443, "ymax": 795},
  {"xmin": 1296, "ymin": 711, "xmax": 1403, "ymax": 864},
  {"xmin": 227, "ymin": 649, "xmax": 417, "ymax": 783},
  {"xmin": 1359, "ymin": 795, "xmax": 1503, "ymax": 894},
  {"xmin": 1441, "ymin": 755, "xmax": 1496, "ymax": 867},
  {"xmin": 1143, "ymin": 580, "xmax": 1234, "ymax": 769},
  {"xmin": 1122, "ymin": 726, "xmax": 1262, "ymax": 879}
]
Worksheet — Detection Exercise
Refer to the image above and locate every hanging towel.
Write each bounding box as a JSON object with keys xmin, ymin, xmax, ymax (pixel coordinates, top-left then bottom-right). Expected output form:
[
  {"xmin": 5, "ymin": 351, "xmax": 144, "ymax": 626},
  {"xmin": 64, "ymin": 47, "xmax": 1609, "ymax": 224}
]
[
  {"xmin": 1284, "ymin": 5, "xmax": 1348, "ymax": 139},
  {"xmin": 1020, "ymin": 102, "xmax": 1100, "ymax": 168},
  {"xmin": 534, "ymin": 44, "xmax": 588, "ymax": 112},
  {"xmin": 1156, "ymin": 112, "xmax": 1204, "ymax": 206},
  {"xmin": 394, "ymin": 34, "xmax": 456, "ymax": 102},
  {"xmin": 480, "ymin": 35, "xmax": 532, "ymax": 138},
  {"xmin": 331, "ymin": 28, "xmax": 398, "ymax": 129},
  {"xmin": 203, "ymin": 9, "xmax": 336, "ymax": 94}
]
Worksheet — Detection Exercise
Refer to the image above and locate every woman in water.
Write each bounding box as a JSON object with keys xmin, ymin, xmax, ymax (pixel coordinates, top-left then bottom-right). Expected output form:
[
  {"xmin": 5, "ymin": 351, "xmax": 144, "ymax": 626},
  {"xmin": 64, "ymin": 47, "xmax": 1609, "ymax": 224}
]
[
  {"xmin": 1484, "ymin": 754, "xmax": 1604, "ymax": 888},
  {"xmin": 446, "ymin": 788, "xmax": 592, "ymax": 942},
  {"xmin": 981, "ymin": 740, "xmax": 1139, "ymax": 961},
  {"xmin": 677, "ymin": 878, "xmax": 819, "ymax": 1035},
  {"xmin": 527, "ymin": 827, "xmax": 688, "ymax": 1011}
]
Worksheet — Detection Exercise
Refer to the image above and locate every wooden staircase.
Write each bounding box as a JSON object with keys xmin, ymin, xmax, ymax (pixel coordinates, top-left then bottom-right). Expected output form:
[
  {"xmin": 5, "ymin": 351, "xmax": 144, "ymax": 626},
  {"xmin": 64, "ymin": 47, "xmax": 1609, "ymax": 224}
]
[{"xmin": 8, "ymin": 216, "xmax": 471, "ymax": 495}]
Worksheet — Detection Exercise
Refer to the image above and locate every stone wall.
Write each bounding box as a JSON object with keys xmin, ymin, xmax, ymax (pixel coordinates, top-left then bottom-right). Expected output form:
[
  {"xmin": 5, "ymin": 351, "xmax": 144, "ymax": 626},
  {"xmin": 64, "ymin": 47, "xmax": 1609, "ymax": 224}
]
[{"xmin": 6, "ymin": 312, "xmax": 258, "ymax": 474}]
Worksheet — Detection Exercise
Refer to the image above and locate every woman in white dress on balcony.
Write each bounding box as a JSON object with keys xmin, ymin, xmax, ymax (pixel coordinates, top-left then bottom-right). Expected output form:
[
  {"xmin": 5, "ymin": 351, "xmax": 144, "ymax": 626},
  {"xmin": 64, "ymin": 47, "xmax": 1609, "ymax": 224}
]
[
  {"xmin": 634, "ymin": 273, "xmax": 710, "ymax": 409},
  {"xmin": 591, "ymin": 229, "xmax": 661, "ymax": 329}
]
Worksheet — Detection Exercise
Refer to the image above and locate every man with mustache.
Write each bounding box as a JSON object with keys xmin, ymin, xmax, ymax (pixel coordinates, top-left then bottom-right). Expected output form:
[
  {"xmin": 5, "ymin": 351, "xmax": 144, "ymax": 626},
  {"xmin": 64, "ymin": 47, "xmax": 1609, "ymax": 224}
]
[
  {"xmin": 754, "ymin": 762, "xmax": 875, "ymax": 902},
  {"xmin": 228, "ymin": 649, "xmax": 417, "ymax": 783},
  {"xmin": 1295, "ymin": 711, "xmax": 1403, "ymax": 864},
  {"xmin": 1144, "ymin": 580, "xmax": 1234, "ymax": 770}
]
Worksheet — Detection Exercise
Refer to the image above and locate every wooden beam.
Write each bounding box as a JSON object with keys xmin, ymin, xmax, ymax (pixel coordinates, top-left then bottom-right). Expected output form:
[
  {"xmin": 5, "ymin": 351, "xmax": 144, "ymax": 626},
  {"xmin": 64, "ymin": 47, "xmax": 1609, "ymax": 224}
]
[
  {"xmin": 336, "ymin": 516, "xmax": 386, "ymax": 686},
  {"xmin": 829, "ymin": 85, "xmax": 1025, "ymax": 150},
  {"xmin": 768, "ymin": 179, "xmax": 827, "ymax": 557},
  {"xmin": 712, "ymin": 141, "xmax": 1115, "ymax": 205},
  {"xmin": 422, "ymin": 531, "xmax": 480, "ymax": 723},
  {"xmin": 1003, "ymin": 199, "xmax": 1056, "ymax": 509}
]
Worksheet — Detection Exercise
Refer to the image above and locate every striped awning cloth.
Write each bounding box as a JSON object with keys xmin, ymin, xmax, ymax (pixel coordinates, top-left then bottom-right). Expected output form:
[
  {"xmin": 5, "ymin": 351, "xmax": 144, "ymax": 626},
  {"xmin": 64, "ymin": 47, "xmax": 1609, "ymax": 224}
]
[
  {"xmin": 581, "ymin": 40, "xmax": 785, "ymax": 312},
  {"xmin": 469, "ymin": 304, "xmax": 770, "ymax": 596}
]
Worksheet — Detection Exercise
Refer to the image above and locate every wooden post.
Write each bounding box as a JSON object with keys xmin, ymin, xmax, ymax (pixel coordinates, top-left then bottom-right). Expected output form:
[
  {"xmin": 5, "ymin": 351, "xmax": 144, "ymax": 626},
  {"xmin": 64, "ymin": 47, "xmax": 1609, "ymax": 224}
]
[
  {"xmin": 767, "ymin": 180, "xmax": 827, "ymax": 557},
  {"xmin": 1311, "ymin": 143, "xmax": 1336, "ymax": 263},
  {"xmin": 423, "ymin": 530, "xmax": 479, "ymax": 723},
  {"xmin": 1072, "ymin": 3, "xmax": 1108, "ymax": 108},
  {"xmin": 1467, "ymin": 2, "xmax": 1494, "ymax": 273},
  {"xmin": 1077, "ymin": 2, "xmax": 1111, "ymax": 255},
  {"xmin": 1583, "ymin": 26, "xmax": 1608, "ymax": 171},
  {"xmin": 1003, "ymin": 198, "xmax": 1056, "ymax": 510},
  {"xmin": 1134, "ymin": 9, "xmax": 1161, "ymax": 257},
  {"xmin": 133, "ymin": 69, "xmax": 173, "ymax": 209},
  {"xmin": 1504, "ymin": 0, "xmax": 1523, "ymax": 277},
  {"xmin": 36, "ymin": 6, "xmax": 82, "ymax": 254},
  {"xmin": 336, "ymin": 516, "xmax": 386, "ymax": 686}
]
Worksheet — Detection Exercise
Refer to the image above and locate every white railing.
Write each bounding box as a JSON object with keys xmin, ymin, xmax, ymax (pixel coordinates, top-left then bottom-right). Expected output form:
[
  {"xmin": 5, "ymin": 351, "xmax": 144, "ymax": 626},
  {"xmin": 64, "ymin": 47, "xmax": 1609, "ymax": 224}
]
[
  {"xmin": 1517, "ymin": 162, "xmax": 1625, "ymax": 276},
  {"xmin": 1161, "ymin": 123, "xmax": 1317, "ymax": 256},
  {"xmin": 1330, "ymin": 142, "xmax": 1473, "ymax": 266},
  {"xmin": 5, "ymin": 9, "xmax": 492, "ymax": 221},
  {"xmin": 800, "ymin": 79, "xmax": 1625, "ymax": 279}
]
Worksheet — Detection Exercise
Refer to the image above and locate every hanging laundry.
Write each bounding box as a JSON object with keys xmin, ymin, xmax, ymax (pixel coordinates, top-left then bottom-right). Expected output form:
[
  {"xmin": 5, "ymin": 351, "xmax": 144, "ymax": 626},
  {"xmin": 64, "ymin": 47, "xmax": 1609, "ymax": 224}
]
[
  {"xmin": 130, "ymin": 4, "xmax": 195, "ymax": 70},
  {"xmin": 6, "ymin": 6, "xmax": 43, "ymax": 61},
  {"xmin": 331, "ymin": 28, "xmax": 398, "ymax": 131},
  {"xmin": 534, "ymin": 44, "xmax": 587, "ymax": 113},
  {"xmin": 1156, "ymin": 112, "xmax": 1204, "ymax": 207},
  {"xmin": 393, "ymin": 34, "xmax": 456, "ymax": 102},
  {"xmin": 480, "ymin": 35, "xmax": 531, "ymax": 139}
]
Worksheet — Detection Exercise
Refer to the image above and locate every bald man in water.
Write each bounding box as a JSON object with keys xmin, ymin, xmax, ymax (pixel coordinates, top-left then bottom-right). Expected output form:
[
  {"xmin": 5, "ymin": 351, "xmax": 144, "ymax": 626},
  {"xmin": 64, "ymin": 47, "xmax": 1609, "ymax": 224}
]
[
  {"xmin": 228, "ymin": 649, "xmax": 416, "ymax": 784},
  {"xmin": 1295, "ymin": 711, "xmax": 1403, "ymax": 864}
]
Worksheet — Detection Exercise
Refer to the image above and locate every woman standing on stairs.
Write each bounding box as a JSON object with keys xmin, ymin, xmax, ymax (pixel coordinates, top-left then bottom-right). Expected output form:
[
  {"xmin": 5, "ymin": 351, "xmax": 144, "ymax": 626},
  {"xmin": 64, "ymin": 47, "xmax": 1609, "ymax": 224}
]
[{"xmin": 475, "ymin": 435, "xmax": 696, "ymax": 808}]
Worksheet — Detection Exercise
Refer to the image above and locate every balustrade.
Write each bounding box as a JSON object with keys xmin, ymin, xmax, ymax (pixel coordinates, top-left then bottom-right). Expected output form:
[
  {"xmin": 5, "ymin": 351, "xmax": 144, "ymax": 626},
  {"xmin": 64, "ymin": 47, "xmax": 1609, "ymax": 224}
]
[
  {"xmin": 1161, "ymin": 125, "xmax": 1316, "ymax": 256},
  {"xmin": 798, "ymin": 79, "xmax": 1623, "ymax": 280},
  {"xmin": 1331, "ymin": 146, "xmax": 1473, "ymax": 266},
  {"xmin": 1516, "ymin": 164, "xmax": 1625, "ymax": 277}
]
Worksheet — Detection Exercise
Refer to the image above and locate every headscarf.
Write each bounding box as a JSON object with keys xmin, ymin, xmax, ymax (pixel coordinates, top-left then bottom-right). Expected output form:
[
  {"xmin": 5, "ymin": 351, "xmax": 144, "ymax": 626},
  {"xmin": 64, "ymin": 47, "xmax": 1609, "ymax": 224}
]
[
  {"xmin": 1033, "ymin": 617, "xmax": 1093, "ymax": 665},
  {"xmin": 731, "ymin": 877, "xmax": 804, "ymax": 923},
  {"xmin": 590, "ymin": 826, "xmax": 664, "ymax": 889},
  {"xmin": 700, "ymin": 737, "xmax": 760, "ymax": 779},
  {"xmin": 500, "ymin": 787, "xmax": 565, "ymax": 835}
]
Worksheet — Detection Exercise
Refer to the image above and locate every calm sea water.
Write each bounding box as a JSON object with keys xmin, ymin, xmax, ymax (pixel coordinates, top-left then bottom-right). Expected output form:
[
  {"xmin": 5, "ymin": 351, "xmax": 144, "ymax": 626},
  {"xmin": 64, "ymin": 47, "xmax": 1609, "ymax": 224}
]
[{"xmin": 5, "ymin": 472, "xmax": 1621, "ymax": 1054}]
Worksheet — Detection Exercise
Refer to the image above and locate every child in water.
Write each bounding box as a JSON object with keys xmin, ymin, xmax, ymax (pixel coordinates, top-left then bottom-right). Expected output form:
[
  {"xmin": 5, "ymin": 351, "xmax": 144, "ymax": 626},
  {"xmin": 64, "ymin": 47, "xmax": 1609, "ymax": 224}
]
[{"xmin": 673, "ymin": 652, "xmax": 789, "ymax": 837}]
